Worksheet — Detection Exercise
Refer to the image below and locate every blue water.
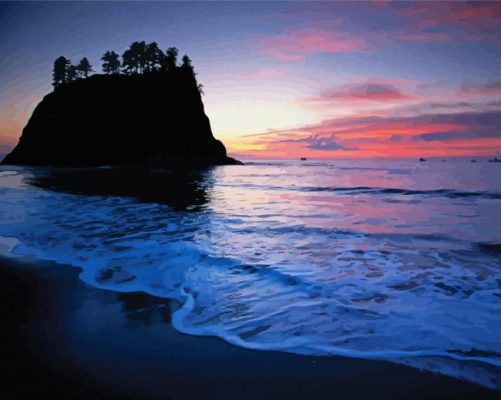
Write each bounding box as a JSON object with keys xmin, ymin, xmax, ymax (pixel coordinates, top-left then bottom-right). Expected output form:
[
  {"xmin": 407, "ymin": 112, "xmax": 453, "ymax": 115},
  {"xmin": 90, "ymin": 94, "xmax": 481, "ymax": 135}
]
[{"xmin": 0, "ymin": 159, "xmax": 500, "ymax": 388}]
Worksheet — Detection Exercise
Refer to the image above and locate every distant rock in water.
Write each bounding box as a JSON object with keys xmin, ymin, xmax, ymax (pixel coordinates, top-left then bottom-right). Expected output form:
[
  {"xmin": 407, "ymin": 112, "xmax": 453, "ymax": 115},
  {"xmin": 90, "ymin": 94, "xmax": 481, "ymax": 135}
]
[
  {"xmin": 478, "ymin": 242, "xmax": 501, "ymax": 255},
  {"xmin": 2, "ymin": 73, "xmax": 240, "ymax": 167}
]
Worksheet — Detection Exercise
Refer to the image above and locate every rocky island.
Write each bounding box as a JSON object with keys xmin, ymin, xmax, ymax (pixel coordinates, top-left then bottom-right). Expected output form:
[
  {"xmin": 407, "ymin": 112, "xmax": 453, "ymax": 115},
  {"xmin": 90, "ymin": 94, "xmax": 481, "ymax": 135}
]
[{"xmin": 2, "ymin": 42, "xmax": 240, "ymax": 167}]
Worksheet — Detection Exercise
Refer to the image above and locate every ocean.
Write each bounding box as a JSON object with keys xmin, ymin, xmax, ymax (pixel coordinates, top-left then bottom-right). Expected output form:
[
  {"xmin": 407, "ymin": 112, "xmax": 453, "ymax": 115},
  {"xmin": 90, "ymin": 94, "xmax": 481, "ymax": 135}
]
[{"xmin": 0, "ymin": 159, "xmax": 500, "ymax": 388}]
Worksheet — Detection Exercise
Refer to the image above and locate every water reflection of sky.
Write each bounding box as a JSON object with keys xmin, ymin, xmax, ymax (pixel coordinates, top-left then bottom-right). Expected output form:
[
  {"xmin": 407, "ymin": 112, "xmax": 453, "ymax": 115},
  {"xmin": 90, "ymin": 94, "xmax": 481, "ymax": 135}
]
[{"xmin": 207, "ymin": 160, "xmax": 501, "ymax": 242}]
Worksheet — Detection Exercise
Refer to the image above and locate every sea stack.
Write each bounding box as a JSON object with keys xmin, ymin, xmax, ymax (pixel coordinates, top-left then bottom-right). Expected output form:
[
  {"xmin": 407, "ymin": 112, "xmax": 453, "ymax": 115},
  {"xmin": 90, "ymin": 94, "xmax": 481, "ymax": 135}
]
[{"xmin": 2, "ymin": 72, "xmax": 240, "ymax": 167}]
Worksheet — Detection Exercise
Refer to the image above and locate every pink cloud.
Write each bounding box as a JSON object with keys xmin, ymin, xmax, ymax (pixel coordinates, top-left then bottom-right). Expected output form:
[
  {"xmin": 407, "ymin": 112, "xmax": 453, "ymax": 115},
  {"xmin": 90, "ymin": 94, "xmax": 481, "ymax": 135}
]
[
  {"xmin": 432, "ymin": 3, "xmax": 501, "ymax": 28},
  {"xmin": 452, "ymin": 4, "xmax": 501, "ymax": 24},
  {"xmin": 396, "ymin": 2, "xmax": 501, "ymax": 42},
  {"xmin": 233, "ymin": 109, "xmax": 501, "ymax": 159},
  {"xmin": 258, "ymin": 28, "xmax": 367, "ymax": 62},
  {"xmin": 319, "ymin": 82, "xmax": 414, "ymax": 102},
  {"xmin": 461, "ymin": 81, "xmax": 501, "ymax": 96},
  {"xmin": 395, "ymin": 33, "xmax": 450, "ymax": 42},
  {"xmin": 302, "ymin": 81, "xmax": 416, "ymax": 106},
  {"xmin": 400, "ymin": 2, "xmax": 501, "ymax": 24},
  {"xmin": 239, "ymin": 68, "xmax": 283, "ymax": 81}
]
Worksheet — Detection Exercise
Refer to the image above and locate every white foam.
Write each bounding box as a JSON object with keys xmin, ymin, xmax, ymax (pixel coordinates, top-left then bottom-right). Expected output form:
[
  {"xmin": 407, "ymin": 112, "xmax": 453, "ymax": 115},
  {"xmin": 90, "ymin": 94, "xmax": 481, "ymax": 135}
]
[{"xmin": 0, "ymin": 236, "xmax": 20, "ymax": 256}]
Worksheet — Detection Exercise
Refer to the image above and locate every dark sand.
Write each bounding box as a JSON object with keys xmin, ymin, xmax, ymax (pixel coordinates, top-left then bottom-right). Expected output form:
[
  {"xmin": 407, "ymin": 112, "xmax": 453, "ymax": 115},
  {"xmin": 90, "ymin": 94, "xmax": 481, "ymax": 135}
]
[{"xmin": 1, "ymin": 257, "xmax": 499, "ymax": 400}]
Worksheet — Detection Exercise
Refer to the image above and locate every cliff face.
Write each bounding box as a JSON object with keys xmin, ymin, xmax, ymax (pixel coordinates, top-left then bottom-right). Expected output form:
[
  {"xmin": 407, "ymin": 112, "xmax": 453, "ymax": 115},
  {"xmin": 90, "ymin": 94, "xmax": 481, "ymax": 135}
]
[{"xmin": 2, "ymin": 73, "xmax": 239, "ymax": 167}]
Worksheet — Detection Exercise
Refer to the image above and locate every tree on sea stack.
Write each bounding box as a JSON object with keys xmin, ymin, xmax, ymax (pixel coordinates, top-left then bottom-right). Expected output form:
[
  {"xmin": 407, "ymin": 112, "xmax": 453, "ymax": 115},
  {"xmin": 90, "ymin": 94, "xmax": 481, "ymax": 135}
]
[
  {"xmin": 77, "ymin": 57, "xmax": 93, "ymax": 78},
  {"xmin": 145, "ymin": 42, "xmax": 165, "ymax": 72},
  {"xmin": 122, "ymin": 41, "xmax": 149, "ymax": 74},
  {"xmin": 181, "ymin": 55, "xmax": 194, "ymax": 74},
  {"xmin": 50, "ymin": 42, "xmax": 202, "ymax": 89},
  {"xmin": 164, "ymin": 47, "xmax": 179, "ymax": 71},
  {"xmin": 52, "ymin": 56, "xmax": 70, "ymax": 87},
  {"xmin": 101, "ymin": 51, "xmax": 121, "ymax": 74},
  {"xmin": 67, "ymin": 64, "xmax": 78, "ymax": 81},
  {"xmin": 181, "ymin": 55, "xmax": 203, "ymax": 94}
]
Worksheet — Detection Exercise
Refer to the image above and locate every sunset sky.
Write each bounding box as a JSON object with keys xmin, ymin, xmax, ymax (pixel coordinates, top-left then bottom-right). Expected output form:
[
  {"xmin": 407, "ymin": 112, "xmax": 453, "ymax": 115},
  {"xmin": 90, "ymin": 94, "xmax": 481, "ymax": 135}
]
[{"xmin": 0, "ymin": 1, "xmax": 500, "ymax": 159}]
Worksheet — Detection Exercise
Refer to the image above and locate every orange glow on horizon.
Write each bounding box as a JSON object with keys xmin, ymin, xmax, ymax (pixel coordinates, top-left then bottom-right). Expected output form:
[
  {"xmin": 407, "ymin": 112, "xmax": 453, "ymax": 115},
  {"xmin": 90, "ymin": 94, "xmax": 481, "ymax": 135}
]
[{"xmin": 228, "ymin": 136, "xmax": 501, "ymax": 159}]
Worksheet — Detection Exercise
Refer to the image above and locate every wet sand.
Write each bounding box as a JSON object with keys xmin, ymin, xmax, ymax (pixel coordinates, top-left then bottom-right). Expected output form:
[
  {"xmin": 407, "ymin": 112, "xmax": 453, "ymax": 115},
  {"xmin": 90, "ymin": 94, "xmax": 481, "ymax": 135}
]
[{"xmin": 1, "ymin": 256, "xmax": 499, "ymax": 400}]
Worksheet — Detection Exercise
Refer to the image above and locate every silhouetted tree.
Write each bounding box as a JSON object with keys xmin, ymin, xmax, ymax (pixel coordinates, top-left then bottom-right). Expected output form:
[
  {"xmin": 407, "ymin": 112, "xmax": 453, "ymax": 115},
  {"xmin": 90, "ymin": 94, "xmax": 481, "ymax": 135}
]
[
  {"xmin": 145, "ymin": 42, "xmax": 164, "ymax": 72},
  {"xmin": 122, "ymin": 47, "xmax": 134, "ymax": 74},
  {"xmin": 51, "ymin": 42, "xmax": 199, "ymax": 87},
  {"xmin": 67, "ymin": 64, "xmax": 78, "ymax": 81},
  {"xmin": 101, "ymin": 51, "xmax": 120, "ymax": 74},
  {"xmin": 157, "ymin": 50, "xmax": 167, "ymax": 72},
  {"xmin": 122, "ymin": 41, "xmax": 148, "ymax": 74},
  {"xmin": 77, "ymin": 57, "xmax": 92, "ymax": 77},
  {"xmin": 136, "ymin": 41, "xmax": 148, "ymax": 73},
  {"xmin": 181, "ymin": 54, "xmax": 197, "ymax": 81},
  {"xmin": 164, "ymin": 47, "xmax": 179, "ymax": 71},
  {"xmin": 53, "ymin": 56, "xmax": 70, "ymax": 87},
  {"xmin": 180, "ymin": 54, "xmax": 202, "ymax": 93},
  {"xmin": 159, "ymin": 55, "xmax": 168, "ymax": 72},
  {"xmin": 180, "ymin": 55, "xmax": 193, "ymax": 73}
]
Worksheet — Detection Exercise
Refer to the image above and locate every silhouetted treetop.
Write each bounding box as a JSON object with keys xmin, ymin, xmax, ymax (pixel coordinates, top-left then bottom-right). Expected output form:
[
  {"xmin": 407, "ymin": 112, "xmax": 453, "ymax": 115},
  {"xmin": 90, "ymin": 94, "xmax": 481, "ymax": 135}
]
[
  {"xmin": 52, "ymin": 41, "xmax": 201, "ymax": 92},
  {"xmin": 181, "ymin": 55, "xmax": 193, "ymax": 72},
  {"xmin": 67, "ymin": 65, "xmax": 78, "ymax": 81},
  {"xmin": 122, "ymin": 41, "xmax": 149, "ymax": 74},
  {"xmin": 145, "ymin": 42, "xmax": 164, "ymax": 72},
  {"xmin": 53, "ymin": 56, "xmax": 70, "ymax": 87},
  {"xmin": 77, "ymin": 57, "xmax": 92, "ymax": 77},
  {"xmin": 164, "ymin": 47, "xmax": 179, "ymax": 72},
  {"xmin": 101, "ymin": 51, "xmax": 120, "ymax": 74}
]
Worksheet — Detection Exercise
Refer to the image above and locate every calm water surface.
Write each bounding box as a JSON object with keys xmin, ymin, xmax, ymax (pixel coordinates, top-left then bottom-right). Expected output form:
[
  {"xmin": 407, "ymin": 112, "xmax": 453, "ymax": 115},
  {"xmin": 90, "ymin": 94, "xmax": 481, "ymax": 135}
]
[{"xmin": 0, "ymin": 159, "xmax": 500, "ymax": 388}]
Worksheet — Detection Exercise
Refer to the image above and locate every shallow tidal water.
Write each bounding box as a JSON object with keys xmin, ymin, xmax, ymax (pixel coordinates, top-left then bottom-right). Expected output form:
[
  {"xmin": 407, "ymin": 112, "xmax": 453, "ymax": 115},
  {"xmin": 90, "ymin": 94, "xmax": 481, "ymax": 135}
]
[{"xmin": 0, "ymin": 159, "xmax": 500, "ymax": 388}]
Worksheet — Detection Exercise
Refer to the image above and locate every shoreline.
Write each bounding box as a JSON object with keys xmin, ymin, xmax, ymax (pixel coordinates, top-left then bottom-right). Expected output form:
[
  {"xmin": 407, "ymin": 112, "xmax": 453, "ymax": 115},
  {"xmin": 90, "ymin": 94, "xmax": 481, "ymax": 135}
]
[{"xmin": 1, "ymin": 255, "xmax": 499, "ymax": 399}]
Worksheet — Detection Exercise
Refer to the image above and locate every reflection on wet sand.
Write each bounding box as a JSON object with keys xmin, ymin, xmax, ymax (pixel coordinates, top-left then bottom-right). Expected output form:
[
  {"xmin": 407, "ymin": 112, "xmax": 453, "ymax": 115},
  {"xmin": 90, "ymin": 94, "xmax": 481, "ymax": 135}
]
[{"xmin": 117, "ymin": 291, "xmax": 172, "ymax": 327}]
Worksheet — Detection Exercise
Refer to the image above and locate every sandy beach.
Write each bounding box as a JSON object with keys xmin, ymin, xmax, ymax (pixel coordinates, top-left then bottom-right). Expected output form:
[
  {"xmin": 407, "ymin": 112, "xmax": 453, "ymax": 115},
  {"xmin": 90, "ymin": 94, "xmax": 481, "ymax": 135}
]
[{"xmin": 1, "ymin": 256, "xmax": 498, "ymax": 400}]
